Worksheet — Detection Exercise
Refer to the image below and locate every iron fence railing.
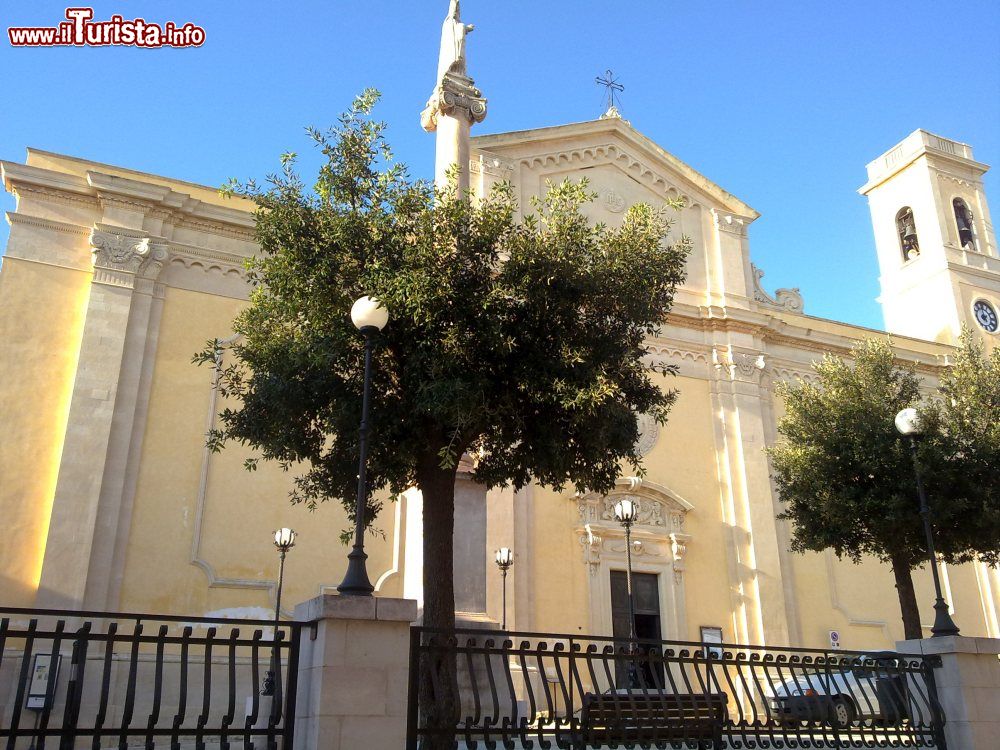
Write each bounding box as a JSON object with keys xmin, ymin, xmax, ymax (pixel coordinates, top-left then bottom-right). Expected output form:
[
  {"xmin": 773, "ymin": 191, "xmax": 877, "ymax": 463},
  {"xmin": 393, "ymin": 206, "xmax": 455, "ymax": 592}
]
[
  {"xmin": 407, "ymin": 627, "xmax": 947, "ymax": 749},
  {"xmin": 0, "ymin": 607, "xmax": 301, "ymax": 749}
]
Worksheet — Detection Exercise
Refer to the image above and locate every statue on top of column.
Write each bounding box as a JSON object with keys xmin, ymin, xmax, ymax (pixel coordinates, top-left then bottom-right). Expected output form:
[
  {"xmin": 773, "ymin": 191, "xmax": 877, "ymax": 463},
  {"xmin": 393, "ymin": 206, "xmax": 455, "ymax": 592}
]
[
  {"xmin": 437, "ymin": 0, "xmax": 474, "ymax": 84},
  {"xmin": 422, "ymin": 0, "xmax": 487, "ymax": 134}
]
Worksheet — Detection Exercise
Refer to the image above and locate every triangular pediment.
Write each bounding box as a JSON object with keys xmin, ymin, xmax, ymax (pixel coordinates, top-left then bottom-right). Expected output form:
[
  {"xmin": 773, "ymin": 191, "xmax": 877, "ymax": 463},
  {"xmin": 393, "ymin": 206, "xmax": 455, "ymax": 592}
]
[{"xmin": 472, "ymin": 117, "xmax": 758, "ymax": 219}]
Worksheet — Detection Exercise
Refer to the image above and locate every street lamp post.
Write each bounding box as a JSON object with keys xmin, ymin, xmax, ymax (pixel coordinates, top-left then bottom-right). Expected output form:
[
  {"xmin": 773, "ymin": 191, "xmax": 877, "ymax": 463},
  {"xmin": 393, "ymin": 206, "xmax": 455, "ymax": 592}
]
[
  {"xmin": 495, "ymin": 548, "xmax": 514, "ymax": 630},
  {"xmin": 338, "ymin": 296, "xmax": 389, "ymax": 596},
  {"xmin": 262, "ymin": 527, "xmax": 296, "ymax": 696},
  {"xmin": 614, "ymin": 497, "xmax": 640, "ymax": 688},
  {"xmin": 895, "ymin": 407, "xmax": 961, "ymax": 638}
]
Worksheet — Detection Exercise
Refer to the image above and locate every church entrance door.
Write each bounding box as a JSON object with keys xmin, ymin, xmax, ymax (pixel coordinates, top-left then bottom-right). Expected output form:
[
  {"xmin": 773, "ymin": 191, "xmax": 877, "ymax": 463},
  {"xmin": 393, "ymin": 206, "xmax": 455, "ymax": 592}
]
[{"xmin": 610, "ymin": 570, "xmax": 663, "ymax": 687}]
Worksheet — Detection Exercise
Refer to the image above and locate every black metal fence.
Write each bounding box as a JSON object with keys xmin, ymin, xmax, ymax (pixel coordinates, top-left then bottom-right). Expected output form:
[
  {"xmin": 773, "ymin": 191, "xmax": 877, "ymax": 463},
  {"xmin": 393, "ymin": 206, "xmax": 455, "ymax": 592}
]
[
  {"xmin": 407, "ymin": 627, "xmax": 947, "ymax": 749},
  {"xmin": 0, "ymin": 608, "xmax": 301, "ymax": 749}
]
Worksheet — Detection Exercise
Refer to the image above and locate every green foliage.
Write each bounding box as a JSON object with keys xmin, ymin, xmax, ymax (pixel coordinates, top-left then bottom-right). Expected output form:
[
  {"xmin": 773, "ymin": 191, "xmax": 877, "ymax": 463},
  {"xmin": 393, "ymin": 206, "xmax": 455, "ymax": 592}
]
[
  {"xmin": 769, "ymin": 336, "xmax": 1000, "ymax": 572},
  {"xmin": 197, "ymin": 90, "xmax": 690, "ymax": 530}
]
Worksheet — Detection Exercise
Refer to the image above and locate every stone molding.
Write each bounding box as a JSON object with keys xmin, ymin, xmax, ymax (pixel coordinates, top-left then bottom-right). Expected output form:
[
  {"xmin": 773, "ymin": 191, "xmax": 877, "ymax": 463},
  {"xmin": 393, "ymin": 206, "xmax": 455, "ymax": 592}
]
[
  {"xmin": 9, "ymin": 182, "xmax": 101, "ymax": 209},
  {"xmin": 469, "ymin": 152, "xmax": 514, "ymax": 178},
  {"xmin": 518, "ymin": 143, "xmax": 694, "ymax": 207},
  {"xmin": 752, "ymin": 264, "xmax": 805, "ymax": 313},
  {"xmin": 421, "ymin": 71, "xmax": 488, "ymax": 130},
  {"xmin": 3, "ymin": 159, "xmax": 256, "ymax": 248},
  {"xmin": 5, "ymin": 211, "xmax": 93, "ymax": 237}
]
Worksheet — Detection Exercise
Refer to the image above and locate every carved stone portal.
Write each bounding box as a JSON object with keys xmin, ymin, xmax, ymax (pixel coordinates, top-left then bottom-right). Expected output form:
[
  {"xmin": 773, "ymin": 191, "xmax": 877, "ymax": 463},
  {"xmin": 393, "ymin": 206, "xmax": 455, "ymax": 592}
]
[{"xmin": 574, "ymin": 480, "xmax": 692, "ymax": 578}]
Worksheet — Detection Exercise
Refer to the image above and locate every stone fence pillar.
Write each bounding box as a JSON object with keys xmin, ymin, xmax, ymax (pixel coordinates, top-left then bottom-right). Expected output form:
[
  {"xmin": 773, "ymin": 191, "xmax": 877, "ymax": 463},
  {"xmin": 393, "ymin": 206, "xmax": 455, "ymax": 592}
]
[
  {"xmin": 896, "ymin": 636, "xmax": 1000, "ymax": 750},
  {"xmin": 293, "ymin": 595, "xmax": 417, "ymax": 749}
]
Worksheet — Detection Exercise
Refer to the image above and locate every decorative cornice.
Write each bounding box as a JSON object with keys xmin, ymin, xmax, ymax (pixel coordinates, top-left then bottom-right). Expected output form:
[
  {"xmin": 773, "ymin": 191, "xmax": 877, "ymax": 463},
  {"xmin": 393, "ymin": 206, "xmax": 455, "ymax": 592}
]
[
  {"xmin": 643, "ymin": 342, "xmax": 711, "ymax": 364},
  {"xmin": 10, "ymin": 183, "xmax": 100, "ymax": 209},
  {"xmin": 178, "ymin": 216, "xmax": 256, "ymax": 242},
  {"xmin": 5, "ymin": 212, "xmax": 92, "ymax": 237},
  {"xmin": 752, "ymin": 264, "xmax": 805, "ymax": 313},
  {"xmin": 519, "ymin": 144, "xmax": 694, "ymax": 208}
]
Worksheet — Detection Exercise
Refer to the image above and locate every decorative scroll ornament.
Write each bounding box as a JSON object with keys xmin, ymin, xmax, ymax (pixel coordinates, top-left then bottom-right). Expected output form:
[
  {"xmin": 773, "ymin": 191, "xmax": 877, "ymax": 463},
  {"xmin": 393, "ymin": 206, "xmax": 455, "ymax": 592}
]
[
  {"xmin": 580, "ymin": 524, "xmax": 603, "ymax": 576},
  {"xmin": 670, "ymin": 532, "xmax": 691, "ymax": 583},
  {"xmin": 752, "ymin": 264, "xmax": 804, "ymax": 313}
]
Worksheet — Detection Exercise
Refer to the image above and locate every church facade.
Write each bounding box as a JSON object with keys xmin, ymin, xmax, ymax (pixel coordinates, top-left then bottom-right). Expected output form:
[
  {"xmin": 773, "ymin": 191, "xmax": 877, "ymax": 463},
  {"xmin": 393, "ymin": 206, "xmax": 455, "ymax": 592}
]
[{"xmin": 1, "ymin": 19, "xmax": 998, "ymax": 651}]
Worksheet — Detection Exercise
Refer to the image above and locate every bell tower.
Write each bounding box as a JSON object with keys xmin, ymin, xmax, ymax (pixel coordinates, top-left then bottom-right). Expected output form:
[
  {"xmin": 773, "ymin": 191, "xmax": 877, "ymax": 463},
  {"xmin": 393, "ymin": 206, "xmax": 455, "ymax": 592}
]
[{"xmin": 861, "ymin": 130, "xmax": 1000, "ymax": 346}]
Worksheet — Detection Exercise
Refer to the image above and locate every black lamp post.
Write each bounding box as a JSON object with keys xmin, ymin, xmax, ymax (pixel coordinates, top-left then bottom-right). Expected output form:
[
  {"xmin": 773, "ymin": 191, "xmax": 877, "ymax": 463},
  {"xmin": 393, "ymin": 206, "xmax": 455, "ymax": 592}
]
[
  {"xmin": 614, "ymin": 496, "xmax": 640, "ymax": 688},
  {"xmin": 495, "ymin": 547, "xmax": 514, "ymax": 630},
  {"xmin": 338, "ymin": 297, "xmax": 389, "ymax": 596},
  {"xmin": 895, "ymin": 408, "xmax": 961, "ymax": 638},
  {"xmin": 262, "ymin": 527, "xmax": 296, "ymax": 696}
]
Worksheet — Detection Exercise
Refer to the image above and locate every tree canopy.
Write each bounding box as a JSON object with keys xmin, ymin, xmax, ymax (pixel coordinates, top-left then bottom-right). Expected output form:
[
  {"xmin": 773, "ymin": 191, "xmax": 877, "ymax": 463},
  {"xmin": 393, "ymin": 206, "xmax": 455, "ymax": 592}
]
[
  {"xmin": 768, "ymin": 335, "xmax": 1000, "ymax": 639},
  {"xmin": 196, "ymin": 90, "xmax": 691, "ymax": 633}
]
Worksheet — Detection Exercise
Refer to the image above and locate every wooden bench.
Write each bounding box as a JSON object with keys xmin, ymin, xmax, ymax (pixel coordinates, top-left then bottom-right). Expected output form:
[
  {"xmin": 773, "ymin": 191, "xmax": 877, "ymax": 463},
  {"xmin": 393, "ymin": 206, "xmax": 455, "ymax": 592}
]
[{"xmin": 559, "ymin": 691, "xmax": 728, "ymax": 749}]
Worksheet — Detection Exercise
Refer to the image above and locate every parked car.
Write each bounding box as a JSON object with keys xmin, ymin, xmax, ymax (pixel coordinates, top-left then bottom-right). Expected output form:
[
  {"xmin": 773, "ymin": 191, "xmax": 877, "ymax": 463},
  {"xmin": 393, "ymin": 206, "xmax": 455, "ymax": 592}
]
[{"xmin": 767, "ymin": 652, "xmax": 915, "ymax": 728}]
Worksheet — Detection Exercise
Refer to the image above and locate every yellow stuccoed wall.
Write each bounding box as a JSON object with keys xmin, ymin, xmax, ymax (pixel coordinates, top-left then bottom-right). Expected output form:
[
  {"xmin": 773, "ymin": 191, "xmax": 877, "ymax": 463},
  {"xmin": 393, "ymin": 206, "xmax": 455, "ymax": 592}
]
[
  {"xmin": 527, "ymin": 375, "xmax": 738, "ymax": 641},
  {"xmin": 0, "ymin": 258, "xmax": 90, "ymax": 605},
  {"xmin": 117, "ymin": 286, "xmax": 401, "ymax": 616}
]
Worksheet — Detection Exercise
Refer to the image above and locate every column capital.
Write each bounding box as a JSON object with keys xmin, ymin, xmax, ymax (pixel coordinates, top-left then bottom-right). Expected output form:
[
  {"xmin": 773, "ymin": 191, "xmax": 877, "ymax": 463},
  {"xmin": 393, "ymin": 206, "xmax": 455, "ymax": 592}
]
[
  {"xmin": 421, "ymin": 72, "xmax": 488, "ymax": 132},
  {"xmin": 89, "ymin": 226, "xmax": 169, "ymax": 288}
]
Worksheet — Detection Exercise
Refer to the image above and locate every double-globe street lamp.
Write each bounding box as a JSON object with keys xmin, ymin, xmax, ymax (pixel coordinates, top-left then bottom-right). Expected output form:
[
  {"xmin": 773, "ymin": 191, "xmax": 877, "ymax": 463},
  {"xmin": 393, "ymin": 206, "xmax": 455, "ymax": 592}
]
[
  {"xmin": 338, "ymin": 296, "xmax": 390, "ymax": 597},
  {"xmin": 495, "ymin": 548, "xmax": 514, "ymax": 630},
  {"xmin": 613, "ymin": 496, "xmax": 640, "ymax": 688},
  {"xmin": 894, "ymin": 407, "xmax": 961, "ymax": 638},
  {"xmin": 262, "ymin": 527, "xmax": 297, "ymax": 696}
]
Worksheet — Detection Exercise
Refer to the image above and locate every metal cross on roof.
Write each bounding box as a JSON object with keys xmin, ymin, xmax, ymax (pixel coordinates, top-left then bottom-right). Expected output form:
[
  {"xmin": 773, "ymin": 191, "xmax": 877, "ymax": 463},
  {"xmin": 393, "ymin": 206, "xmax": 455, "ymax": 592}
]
[{"xmin": 596, "ymin": 69, "xmax": 625, "ymax": 116}]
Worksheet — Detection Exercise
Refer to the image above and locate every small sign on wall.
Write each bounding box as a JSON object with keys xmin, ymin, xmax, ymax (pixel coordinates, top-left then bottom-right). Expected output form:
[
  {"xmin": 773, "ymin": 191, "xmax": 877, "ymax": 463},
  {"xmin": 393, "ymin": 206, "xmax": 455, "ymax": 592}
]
[
  {"xmin": 26, "ymin": 653, "xmax": 61, "ymax": 710},
  {"xmin": 701, "ymin": 626, "xmax": 724, "ymax": 659},
  {"xmin": 828, "ymin": 630, "xmax": 841, "ymax": 650}
]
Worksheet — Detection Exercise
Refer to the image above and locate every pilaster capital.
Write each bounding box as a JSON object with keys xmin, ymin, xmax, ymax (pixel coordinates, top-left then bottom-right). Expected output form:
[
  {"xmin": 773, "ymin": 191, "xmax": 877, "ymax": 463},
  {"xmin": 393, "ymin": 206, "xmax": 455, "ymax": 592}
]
[
  {"xmin": 89, "ymin": 227, "xmax": 170, "ymax": 288},
  {"xmin": 421, "ymin": 72, "xmax": 488, "ymax": 131},
  {"xmin": 713, "ymin": 346, "xmax": 767, "ymax": 383},
  {"xmin": 712, "ymin": 209, "xmax": 752, "ymax": 238}
]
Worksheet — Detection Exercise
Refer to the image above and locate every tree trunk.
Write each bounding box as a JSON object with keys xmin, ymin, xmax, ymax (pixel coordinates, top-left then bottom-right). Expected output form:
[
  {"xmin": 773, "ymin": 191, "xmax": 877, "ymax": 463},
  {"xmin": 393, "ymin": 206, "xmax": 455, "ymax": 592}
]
[
  {"xmin": 891, "ymin": 555, "xmax": 923, "ymax": 640},
  {"xmin": 416, "ymin": 453, "xmax": 460, "ymax": 750}
]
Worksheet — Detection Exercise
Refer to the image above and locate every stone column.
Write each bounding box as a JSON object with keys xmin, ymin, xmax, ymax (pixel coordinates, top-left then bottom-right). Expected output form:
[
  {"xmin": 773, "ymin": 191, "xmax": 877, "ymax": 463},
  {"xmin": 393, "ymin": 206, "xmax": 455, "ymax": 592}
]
[
  {"xmin": 292, "ymin": 594, "xmax": 417, "ymax": 750},
  {"xmin": 896, "ymin": 636, "xmax": 1000, "ymax": 750},
  {"xmin": 421, "ymin": 72, "xmax": 487, "ymax": 194},
  {"xmin": 36, "ymin": 227, "xmax": 168, "ymax": 609}
]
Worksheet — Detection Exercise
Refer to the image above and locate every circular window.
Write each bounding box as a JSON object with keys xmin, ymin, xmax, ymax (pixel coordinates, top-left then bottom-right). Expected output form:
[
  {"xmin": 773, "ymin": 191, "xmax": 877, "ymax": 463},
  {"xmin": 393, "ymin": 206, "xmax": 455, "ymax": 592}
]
[{"xmin": 973, "ymin": 299, "xmax": 999, "ymax": 333}]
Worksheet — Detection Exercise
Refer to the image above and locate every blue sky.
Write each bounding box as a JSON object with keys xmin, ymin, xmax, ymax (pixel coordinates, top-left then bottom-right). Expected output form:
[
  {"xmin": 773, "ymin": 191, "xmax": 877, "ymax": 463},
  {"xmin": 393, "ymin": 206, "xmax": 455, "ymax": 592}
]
[{"xmin": 2, "ymin": 1, "xmax": 998, "ymax": 330}]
